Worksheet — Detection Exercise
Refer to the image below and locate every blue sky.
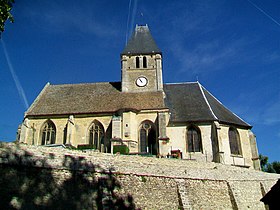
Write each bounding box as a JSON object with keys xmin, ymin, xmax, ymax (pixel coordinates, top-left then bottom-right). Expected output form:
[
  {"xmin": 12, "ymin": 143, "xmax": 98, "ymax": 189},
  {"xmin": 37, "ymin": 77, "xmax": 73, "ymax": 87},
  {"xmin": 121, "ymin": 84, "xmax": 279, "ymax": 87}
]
[{"xmin": 0, "ymin": 0, "xmax": 279, "ymax": 162}]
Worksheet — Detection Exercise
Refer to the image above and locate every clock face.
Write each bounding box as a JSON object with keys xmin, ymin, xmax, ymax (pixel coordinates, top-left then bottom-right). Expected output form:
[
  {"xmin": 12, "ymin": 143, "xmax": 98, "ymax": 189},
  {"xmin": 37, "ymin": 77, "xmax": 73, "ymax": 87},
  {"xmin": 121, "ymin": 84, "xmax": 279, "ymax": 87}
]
[{"xmin": 136, "ymin": 76, "xmax": 148, "ymax": 87}]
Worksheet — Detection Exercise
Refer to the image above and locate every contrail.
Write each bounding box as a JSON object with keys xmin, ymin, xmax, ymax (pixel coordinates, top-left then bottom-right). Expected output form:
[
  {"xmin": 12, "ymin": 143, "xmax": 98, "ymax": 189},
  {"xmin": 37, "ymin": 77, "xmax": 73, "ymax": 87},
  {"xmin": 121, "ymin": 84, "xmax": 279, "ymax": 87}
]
[
  {"xmin": 125, "ymin": 0, "xmax": 132, "ymax": 44},
  {"xmin": 128, "ymin": 0, "xmax": 138, "ymax": 39},
  {"xmin": 247, "ymin": 0, "xmax": 280, "ymax": 27},
  {"xmin": 1, "ymin": 39, "xmax": 29, "ymax": 109}
]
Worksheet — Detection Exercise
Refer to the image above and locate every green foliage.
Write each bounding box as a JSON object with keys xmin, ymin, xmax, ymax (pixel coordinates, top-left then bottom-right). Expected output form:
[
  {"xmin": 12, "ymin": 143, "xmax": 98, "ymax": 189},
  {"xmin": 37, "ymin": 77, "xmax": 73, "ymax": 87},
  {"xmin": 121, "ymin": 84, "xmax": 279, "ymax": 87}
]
[
  {"xmin": 271, "ymin": 161, "xmax": 280, "ymax": 174},
  {"xmin": 259, "ymin": 154, "xmax": 268, "ymax": 171},
  {"xmin": 113, "ymin": 145, "xmax": 129, "ymax": 155},
  {"xmin": 259, "ymin": 154, "xmax": 280, "ymax": 174},
  {"xmin": 141, "ymin": 176, "xmax": 147, "ymax": 183},
  {"xmin": 266, "ymin": 163, "xmax": 276, "ymax": 173},
  {"xmin": 77, "ymin": 144, "xmax": 94, "ymax": 150},
  {"xmin": 0, "ymin": 0, "xmax": 15, "ymax": 35}
]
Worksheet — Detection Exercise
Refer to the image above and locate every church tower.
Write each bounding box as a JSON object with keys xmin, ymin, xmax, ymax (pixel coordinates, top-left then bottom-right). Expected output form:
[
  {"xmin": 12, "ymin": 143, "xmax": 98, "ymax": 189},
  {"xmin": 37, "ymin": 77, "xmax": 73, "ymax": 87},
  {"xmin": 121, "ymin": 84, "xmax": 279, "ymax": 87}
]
[{"xmin": 121, "ymin": 24, "xmax": 163, "ymax": 92}]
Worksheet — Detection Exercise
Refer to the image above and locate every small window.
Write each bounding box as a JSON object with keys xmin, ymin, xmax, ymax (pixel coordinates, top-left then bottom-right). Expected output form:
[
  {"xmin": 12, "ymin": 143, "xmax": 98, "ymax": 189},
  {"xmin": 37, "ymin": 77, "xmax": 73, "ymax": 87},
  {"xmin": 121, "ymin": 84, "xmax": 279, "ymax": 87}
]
[
  {"xmin": 229, "ymin": 127, "xmax": 242, "ymax": 155},
  {"xmin": 187, "ymin": 125, "xmax": 202, "ymax": 152},
  {"xmin": 136, "ymin": 57, "xmax": 140, "ymax": 68},
  {"xmin": 143, "ymin": 56, "xmax": 147, "ymax": 68}
]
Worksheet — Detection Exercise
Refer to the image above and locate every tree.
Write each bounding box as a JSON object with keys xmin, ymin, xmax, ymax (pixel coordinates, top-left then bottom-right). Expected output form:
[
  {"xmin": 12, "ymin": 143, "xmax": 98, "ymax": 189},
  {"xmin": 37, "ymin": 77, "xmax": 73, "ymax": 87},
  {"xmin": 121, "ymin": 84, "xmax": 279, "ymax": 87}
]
[
  {"xmin": 259, "ymin": 154, "xmax": 280, "ymax": 174},
  {"xmin": 271, "ymin": 161, "xmax": 280, "ymax": 174},
  {"xmin": 266, "ymin": 163, "xmax": 276, "ymax": 173},
  {"xmin": 259, "ymin": 154, "xmax": 268, "ymax": 171},
  {"xmin": 0, "ymin": 0, "xmax": 15, "ymax": 36}
]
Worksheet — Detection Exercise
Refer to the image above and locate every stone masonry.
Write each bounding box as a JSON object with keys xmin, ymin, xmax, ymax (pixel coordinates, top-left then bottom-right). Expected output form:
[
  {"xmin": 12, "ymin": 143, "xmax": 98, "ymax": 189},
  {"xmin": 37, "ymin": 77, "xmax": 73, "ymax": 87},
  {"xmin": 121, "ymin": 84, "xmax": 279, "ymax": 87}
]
[{"xmin": 0, "ymin": 142, "xmax": 279, "ymax": 209}]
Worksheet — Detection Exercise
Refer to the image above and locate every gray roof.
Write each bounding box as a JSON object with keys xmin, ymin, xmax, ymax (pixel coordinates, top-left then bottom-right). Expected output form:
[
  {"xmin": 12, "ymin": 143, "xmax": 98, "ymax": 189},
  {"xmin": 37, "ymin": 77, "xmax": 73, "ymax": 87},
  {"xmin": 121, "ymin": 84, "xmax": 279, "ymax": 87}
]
[
  {"xmin": 26, "ymin": 81, "xmax": 251, "ymax": 128},
  {"xmin": 122, "ymin": 25, "xmax": 161, "ymax": 55},
  {"xmin": 164, "ymin": 82, "xmax": 251, "ymax": 128},
  {"xmin": 26, "ymin": 82, "xmax": 166, "ymax": 116}
]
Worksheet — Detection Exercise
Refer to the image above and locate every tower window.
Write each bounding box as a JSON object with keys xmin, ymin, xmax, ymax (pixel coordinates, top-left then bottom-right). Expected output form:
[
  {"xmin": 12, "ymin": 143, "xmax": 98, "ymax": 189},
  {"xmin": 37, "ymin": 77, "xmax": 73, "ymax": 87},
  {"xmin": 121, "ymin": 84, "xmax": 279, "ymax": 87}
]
[
  {"xmin": 143, "ymin": 56, "xmax": 147, "ymax": 68},
  {"xmin": 136, "ymin": 57, "xmax": 140, "ymax": 68}
]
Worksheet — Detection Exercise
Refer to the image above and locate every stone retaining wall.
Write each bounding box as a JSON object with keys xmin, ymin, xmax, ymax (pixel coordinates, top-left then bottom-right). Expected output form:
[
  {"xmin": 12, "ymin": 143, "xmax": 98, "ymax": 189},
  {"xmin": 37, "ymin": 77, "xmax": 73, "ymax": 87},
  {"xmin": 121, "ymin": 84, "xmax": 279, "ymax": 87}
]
[{"xmin": 0, "ymin": 143, "xmax": 279, "ymax": 209}]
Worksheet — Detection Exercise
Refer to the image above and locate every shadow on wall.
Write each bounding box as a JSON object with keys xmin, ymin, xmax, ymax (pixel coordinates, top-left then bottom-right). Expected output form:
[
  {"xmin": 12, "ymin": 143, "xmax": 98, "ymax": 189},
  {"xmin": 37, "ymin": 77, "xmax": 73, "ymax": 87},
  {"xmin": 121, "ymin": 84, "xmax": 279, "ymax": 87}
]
[
  {"xmin": 0, "ymin": 146, "xmax": 138, "ymax": 210},
  {"xmin": 261, "ymin": 179, "xmax": 280, "ymax": 210}
]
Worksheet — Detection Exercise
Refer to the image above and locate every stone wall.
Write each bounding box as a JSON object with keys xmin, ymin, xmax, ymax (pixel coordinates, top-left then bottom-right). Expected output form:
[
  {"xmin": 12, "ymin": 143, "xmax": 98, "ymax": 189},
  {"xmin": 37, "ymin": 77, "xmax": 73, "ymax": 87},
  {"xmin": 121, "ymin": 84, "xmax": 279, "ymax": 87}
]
[
  {"xmin": 121, "ymin": 54, "xmax": 163, "ymax": 93},
  {"xmin": 166, "ymin": 123, "xmax": 214, "ymax": 162},
  {"xmin": 20, "ymin": 111, "xmax": 259, "ymax": 169},
  {"xmin": 216, "ymin": 124, "xmax": 254, "ymax": 168},
  {"xmin": 0, "ymin": 142, "xmax": 279, "ymax": 209}
]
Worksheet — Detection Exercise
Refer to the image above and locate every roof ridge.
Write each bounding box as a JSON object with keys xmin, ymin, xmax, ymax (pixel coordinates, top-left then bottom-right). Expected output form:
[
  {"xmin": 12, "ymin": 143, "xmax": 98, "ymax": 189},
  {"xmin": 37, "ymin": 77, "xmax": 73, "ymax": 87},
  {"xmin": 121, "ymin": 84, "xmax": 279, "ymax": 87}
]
[
  {"xmin": 49, "ymin": 81, "xmax": 121, "ymax": 87},
  {"xmin": 200, "ymin": 85, "xmax": 251, "ymax": 127},
  {"xmin": 198, "ymin": 83, "xmax": 218, "ymax": 121},
  {"xmin": 164, "ymin": 81, "xmax": 199, "ymax": 85}
]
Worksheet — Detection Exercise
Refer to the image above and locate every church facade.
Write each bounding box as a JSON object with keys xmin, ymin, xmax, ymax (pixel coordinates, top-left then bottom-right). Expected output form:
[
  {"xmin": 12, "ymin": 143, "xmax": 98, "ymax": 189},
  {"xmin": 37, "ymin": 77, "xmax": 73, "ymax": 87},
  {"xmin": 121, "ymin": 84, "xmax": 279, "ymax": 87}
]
[{"xmin": 18, "ymin": 25, "xmax": 260, "ymax": 169}]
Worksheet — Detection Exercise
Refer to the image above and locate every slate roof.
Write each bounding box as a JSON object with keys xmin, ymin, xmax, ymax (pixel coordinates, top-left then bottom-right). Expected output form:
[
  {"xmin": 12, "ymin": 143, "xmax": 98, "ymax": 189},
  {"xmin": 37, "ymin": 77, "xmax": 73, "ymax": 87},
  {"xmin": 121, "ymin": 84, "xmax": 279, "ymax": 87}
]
[
  {"xmin": 26, "ymin": 81, "xmax": 251, "ymax": 128},
  {"xmin": 164, "ymin": 82, "xmax": 251, "ymax": 128},
  {"xmin": 26, "ymin": 82, "xmax": 166, "ymax": 116},
  {"xmin": 122, "ymin": 25, "xmax": 161, "ymax": 55}
]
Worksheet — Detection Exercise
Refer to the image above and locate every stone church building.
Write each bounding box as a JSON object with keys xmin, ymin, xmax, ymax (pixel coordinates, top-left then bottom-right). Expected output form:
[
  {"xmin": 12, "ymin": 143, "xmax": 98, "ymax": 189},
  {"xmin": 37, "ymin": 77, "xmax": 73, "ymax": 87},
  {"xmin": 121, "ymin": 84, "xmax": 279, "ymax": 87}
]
[{"xmin": 18, "ymin": 25, "xmax": 260, "ymax": 169}]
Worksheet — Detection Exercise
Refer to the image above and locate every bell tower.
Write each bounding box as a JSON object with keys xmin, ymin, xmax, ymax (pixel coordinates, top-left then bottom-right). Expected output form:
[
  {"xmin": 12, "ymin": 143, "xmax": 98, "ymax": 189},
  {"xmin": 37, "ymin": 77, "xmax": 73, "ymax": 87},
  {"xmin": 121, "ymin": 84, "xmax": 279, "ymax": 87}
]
[{"xmin": 121, "ymin": 25, "xmax": 163, "ymax": 92}]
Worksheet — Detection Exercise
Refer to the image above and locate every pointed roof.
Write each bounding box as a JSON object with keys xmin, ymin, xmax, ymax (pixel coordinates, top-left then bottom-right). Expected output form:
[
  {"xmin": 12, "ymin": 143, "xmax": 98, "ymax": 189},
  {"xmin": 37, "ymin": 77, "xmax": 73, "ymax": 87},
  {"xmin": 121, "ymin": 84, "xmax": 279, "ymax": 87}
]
[
  {"xmin": 122, "ymin": 24, "xmax": 161, "ymax": 55},
  {"xmin": 164, "ymin": 82, "xmax": 251, "ymax": 128}
]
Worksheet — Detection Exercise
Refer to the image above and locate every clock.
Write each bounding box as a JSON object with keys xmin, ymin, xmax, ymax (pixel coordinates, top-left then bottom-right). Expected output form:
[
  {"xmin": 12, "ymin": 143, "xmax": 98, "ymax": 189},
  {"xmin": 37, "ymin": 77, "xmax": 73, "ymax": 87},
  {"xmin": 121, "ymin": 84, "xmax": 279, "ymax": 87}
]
[{"xmin": 136, "ymin": 76, "xmax": 148, "ymax": 87}]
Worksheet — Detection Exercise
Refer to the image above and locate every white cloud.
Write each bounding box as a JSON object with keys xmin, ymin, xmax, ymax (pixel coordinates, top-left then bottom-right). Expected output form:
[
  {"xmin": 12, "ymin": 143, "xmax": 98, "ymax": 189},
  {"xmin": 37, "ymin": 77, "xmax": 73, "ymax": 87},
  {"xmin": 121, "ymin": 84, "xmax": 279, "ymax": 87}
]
[
  {"xmin": 21, "ymin": 1, "xmax": 119, "ymax": 37},
  {"xmin": 158, "ymin": 2, "xmax": 252, "ymax": 77},
  {"xmin": 262, "ymin": 97, "xmax": 280, "ymax": 125},
  {"xmin": 263, "ymin": 52, "xmax": 280, "ymax": 64},
  {"xmin": 232, "ymin": 92, "xmax": 280, "ymax": 126},
  {"xmin": 170, "ymin": 38, "xmax": 249, "ymax": 77}
]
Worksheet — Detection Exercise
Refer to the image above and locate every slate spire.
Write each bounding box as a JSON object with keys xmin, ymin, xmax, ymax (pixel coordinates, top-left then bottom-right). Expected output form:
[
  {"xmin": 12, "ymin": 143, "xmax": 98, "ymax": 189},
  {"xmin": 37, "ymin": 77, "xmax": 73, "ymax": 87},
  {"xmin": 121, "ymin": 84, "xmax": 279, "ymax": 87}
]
[{"xmin": 122, "ymin": 24, "xmax": 161, "ymax": 55}]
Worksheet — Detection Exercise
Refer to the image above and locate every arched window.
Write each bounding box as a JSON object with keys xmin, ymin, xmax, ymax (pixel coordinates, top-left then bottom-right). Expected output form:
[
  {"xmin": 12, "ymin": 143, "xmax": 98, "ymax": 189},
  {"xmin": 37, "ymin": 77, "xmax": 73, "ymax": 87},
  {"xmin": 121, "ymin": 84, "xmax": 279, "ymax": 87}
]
[
  {"xmin": 136, "ymin": 56, "xmax": 140, "ymax": 68},
  {"xmin": 139, "ymin": 121, "xmax": 157, "ymax": 155},
  {"xmin": 229, "ymin": 127, "xmax": 242, "ymax": 155},
  {"xmin": 41, "ymin": 120, "xmax": 56, "ymax": 145},
  {"xmin": 187, "ymin": 125, "xmax": 202, "ymax": 152},
  {"xmin": 143, "ymin": 56, "xmax": 147, "ymax": 68},
  {"xmin": 88, "ymin": 121, "xmax": 104, "ymax": 150}
]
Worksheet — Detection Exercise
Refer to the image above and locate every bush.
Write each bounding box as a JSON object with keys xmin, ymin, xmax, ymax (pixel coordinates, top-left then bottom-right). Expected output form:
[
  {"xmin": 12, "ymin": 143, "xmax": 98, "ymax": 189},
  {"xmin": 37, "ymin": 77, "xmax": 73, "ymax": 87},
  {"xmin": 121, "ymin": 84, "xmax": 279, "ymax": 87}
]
[
  {"xmin": 77, "ymin": 144, "xmax": 94, "ymax": 150},
  {"xmin": 113, "ymin": 145, "xmax": 129, "ymax": 155}
]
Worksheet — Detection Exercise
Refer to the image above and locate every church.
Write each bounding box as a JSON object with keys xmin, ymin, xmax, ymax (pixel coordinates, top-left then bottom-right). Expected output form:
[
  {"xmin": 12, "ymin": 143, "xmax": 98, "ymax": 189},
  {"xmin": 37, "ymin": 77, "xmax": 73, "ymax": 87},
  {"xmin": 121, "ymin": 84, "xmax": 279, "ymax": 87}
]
[{"xmin": 18, "ymin": 25, "xmax": 260, "ymax": 169}]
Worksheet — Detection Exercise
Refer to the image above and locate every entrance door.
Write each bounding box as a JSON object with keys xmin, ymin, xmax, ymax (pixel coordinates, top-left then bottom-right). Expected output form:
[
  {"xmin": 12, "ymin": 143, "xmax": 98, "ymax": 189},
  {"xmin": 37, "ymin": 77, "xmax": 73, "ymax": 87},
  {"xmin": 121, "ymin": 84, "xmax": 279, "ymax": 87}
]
[{"xmin": 139, "ymin": 121, "xmax": 157, "ymax": 155}]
